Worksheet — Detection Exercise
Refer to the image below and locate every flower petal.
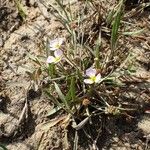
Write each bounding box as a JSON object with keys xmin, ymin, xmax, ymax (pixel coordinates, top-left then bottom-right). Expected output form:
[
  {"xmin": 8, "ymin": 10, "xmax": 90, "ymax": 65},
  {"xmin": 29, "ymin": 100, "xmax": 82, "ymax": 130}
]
[
  {"xmin": 95, "ymin": 73, "xmax": 101, "ymax": 83},
  {"xmin": 47, "ymin": 56, "xmax": 55, "ymax": 63},
  {"xmin": 58, "ymin": 38, "xmax": 64, "ymax": 45},
  {"xmin": 86, "ymin": 68, "xmax": 96, "ymax": 77},
  {"xmin": 84, "ymin": 79, "xmax": 94, "ymax": 84},
  {"xmin": 49, "ymin": 39, "xmax": 58, "ymax": 50},
  {"xmin": 54, "ymin": 49, "xmax": 63, "ymax": 57},
  {"xmin": 49, "ymin": 38, "xmax": 64, "ymax": 51}
]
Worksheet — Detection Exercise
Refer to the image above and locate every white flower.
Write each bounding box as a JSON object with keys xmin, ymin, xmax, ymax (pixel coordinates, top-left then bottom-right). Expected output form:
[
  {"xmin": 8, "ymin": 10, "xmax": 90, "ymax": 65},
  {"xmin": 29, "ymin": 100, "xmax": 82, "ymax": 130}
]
[
  {"xmin": 49, "ymin": 38, "xmax": 64, "ymax": 51},
  {"xmin": 84, "ymin": 67, "xmax": 101, "ymax": 84},
  {"xmin": 47, "ymin": 49, "xmax": 63, "ymax": 64}
]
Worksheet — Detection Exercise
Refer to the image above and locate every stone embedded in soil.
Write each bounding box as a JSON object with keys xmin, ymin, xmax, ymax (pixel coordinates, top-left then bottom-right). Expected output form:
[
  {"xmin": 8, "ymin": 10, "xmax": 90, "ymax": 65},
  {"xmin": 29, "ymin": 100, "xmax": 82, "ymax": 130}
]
[
  {"xmin": 112, "ymin": 137, "xmax": 119, "ymax": 142},
  {"xmin": 138, "ymin": 115, "xmax": 150, "ymax": 135},
  {"xmin": 6, "ymin": 142, "xmax": 30, "ymax": 150},
  {"xmin": 0, "ymin": 35, "xmax": 4, "ymax": 47}
]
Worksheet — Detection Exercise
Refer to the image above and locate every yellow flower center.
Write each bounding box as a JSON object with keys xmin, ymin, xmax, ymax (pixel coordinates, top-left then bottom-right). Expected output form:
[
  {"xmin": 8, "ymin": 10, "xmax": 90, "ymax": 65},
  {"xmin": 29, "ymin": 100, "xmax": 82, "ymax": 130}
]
[
  {"xmin": 90, "ymin": 76, "xmax": 96, "ymax": 82},
  {"xmin": 55, "ymin": 44, "xmax": 60, "ymax": 49},
  {"xmin": 54, "ymin": 57, "xmax": 61, "ymax": 63}
]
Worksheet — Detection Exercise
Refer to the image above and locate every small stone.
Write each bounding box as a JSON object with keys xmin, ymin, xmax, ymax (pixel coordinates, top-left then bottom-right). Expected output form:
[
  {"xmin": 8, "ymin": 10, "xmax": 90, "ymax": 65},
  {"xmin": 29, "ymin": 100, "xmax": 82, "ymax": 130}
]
[
  {"xmin": 113, "ymin": 137, "xmax": 119, "ymax": 142},
  {"xmin": 8, "ymin": 73, "xmax": 14, "ymax": 79},
  {"xmin": 148, "ymin": 15, "xmax": 150, "ymax": 20},
  {"xmin": 124, "ymin": 143, "xmax": 130, "ymax": 147},
  {"xmin": 0, "ymin": 35, "xmax": 4, "ymax": 47},
  {"xmin": 14, "ymin": 56, "xmax": 21, "ymax": 62},
  {"xmin": 131, "ymin": 144, "xmax": 138, "ymax": 149},
  {"xmin": 137, "ymin": 145, "xmax": 144, "ymax": 150},
  {"xmin": 138, "ymin": 115, "xmax": 150, "ymax": 135},
  {"xmin": 4, "ymin": 69, "xmax": 12, "ymax": 75},
  {"xmin": 2, "ymin": 54, "xmax": 8, "ymax": 61},
  {"xmin": 20, "ymin": 59, "xmax": 26, "ymax": 64}
]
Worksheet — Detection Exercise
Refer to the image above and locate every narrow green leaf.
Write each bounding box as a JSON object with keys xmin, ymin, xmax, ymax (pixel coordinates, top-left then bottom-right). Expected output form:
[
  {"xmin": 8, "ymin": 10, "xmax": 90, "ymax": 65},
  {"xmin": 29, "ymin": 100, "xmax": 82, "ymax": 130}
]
[
  {"xmin": 65, "ymin": 77, "xmax": 77, "ymax": 105},
  {"xmin": 111, "ymin": 0, "xmax": 124, "ymax": 52},
  {"xmin": 122, "ymin": 29, "xmax": 145, "ymax": 36},
  {"xmin": 55, "ymin": 0, "xmax": 71, "ymax": 22},
  {"xmin": 95, "ymin": 31, "xmax": 101, "ymax": 69},
  {"xmin": 54, "ymin": 82, "xmax": 70, "ymax": 110},
  {"xmin": 111, "ymin": 10, "xmax": 122, "ymax": 51},
  {"xmin": 65, "ymin": 88, "xmax": 72, "ymax": 102},
  {"xmin": 0, "ymin": 144, "xmax": 8, "ymax": 150},
  {"xmin": 15, "ymin": 0, "xmax": 27, "ymax": 20},
  {"xmin": 70, "ymin": 77, "xmax": 76, "ymax": 101},
  {"xmin": 48, "ymin": 64, "xmax": 55, "ymax": 78},
  {"xmin": 106, "ymin": 9, "xmax": 115, "ymax": 25},
  {"xmin": 54, "ymin": 82, "xmax": 65, "ymax": 101},
  {"xmin": 46, "ymin": 106, "xmax": 62, "ymax": 117}
]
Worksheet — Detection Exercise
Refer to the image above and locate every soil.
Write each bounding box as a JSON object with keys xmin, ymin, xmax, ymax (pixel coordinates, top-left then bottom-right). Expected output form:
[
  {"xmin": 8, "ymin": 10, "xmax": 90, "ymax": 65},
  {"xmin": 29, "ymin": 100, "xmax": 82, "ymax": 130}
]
[{"xmin": 0, "ymin": 0, "xmax": 150, "ymax": 150}]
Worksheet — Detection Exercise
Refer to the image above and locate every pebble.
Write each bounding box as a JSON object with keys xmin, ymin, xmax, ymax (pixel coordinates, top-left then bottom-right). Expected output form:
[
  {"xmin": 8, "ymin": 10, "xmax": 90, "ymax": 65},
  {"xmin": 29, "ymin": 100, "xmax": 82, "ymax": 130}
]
[
  {"xmin": 3, "ymin": 69, "xmax": 12, "ymax": 75},
  {"xmin": 2, "ymin": 54, "xmax": 8, "ymax": 61},
  {"xmin": 124, "ymin": 143, "xmax": 130, "ymax": 148},
  {"xmin": 113, "ymin": 137, "xmax": 119, "ymax": 142},
  {"xmin": 148, "ymin": 15, "xmax": 150, "ymax": 20},
  {"xmin": 0, "ymin": 35, "xmax": 4, "ymax": 47},
  {"xmin": 19, "ymin": 59, "xmax": 26, "ymax": 64},
  {"xmin": 2, "ymin": 76, "xmax": 9, "ymax": 81},
  {"xmin": 131, "ymin": 144, "xmax": 138, "ymax": 149},
  {"xmin": 8, "ymin": 73, "xmax": 14, "ymax": 79},
  {"xmin": 138, "ymin": 115, "xmax": 150, "ymax": 135},
  {"xmin": 14, "ymin": 56, "xmax": 21, "ymax": 62}
]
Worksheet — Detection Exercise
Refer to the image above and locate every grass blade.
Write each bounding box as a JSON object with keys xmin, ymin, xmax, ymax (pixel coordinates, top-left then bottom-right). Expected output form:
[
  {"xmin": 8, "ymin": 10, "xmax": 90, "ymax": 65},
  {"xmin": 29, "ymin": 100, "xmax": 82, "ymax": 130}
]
[
  {"xmin": 48, "ymin": 64, "xmax": 55, "ymax": 78},
  {"xmin": 0, "ymin": 144, "xmax": 8, "ymax": 150},
  {"xmin": 55, "ymin": 0, "xmax": 71, "ymax": 22},
  {"xmin": 15, "ymin": 0, "xmax": 27, "ymax": 20},
  {"xmin": 73, "ymin": 131, "xmax": 79, "ymax": 150},
  {"xmin": 111, "ymin": 0, "xmax": 124, "ymax": 57},
  {"xmin": 70, "ymin": 76, "xmax": 76, "ymax": 101},
  {"xmin": 106, "ymin": 9, "xmax": 115, "ymax": 25},
  {"xmin": 54, "ymin": 82, "xmax": 70, "ymax": 111},
  {"xmin": 122, "ymin": 29, "xmax": 145, "ymax": 36},
  {"xmin": 95, "ymin": 30, "xmax": 101, "ymax": 69},
  {"xmin": 72, "ymin": 117, "xmax": 90, "ymax": 130},
  {"xmin": 46, "ymin": 106, "xmax": 62, "ymax": 117},
  {"xmin": 111, "ymin": 10, "xmax": 121, "ymax": 51}
]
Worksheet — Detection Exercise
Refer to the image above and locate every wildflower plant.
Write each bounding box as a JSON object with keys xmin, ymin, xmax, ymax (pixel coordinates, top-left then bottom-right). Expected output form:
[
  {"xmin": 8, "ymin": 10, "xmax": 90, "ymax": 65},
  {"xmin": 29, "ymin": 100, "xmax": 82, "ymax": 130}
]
[
  {"xmin": 26, "ymin": 0, "xmax": 138, "ymax": 122},
  {"xmin": 26, "ymin": 0, "xmax": 142, "ymax": 148}
]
